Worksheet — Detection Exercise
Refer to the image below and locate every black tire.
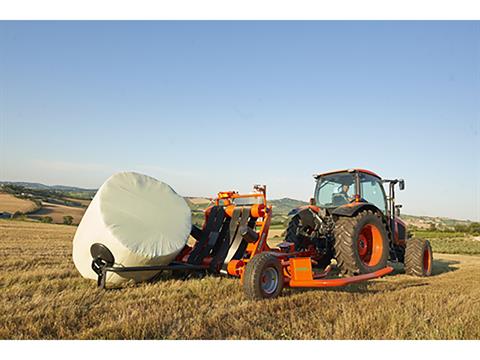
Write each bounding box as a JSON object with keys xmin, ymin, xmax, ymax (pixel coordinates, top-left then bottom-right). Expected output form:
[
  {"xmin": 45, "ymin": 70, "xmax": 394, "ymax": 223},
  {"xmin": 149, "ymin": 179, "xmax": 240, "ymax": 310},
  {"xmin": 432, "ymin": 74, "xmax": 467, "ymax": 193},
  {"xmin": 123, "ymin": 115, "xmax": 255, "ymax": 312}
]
[
  {"xmin": 334, "ymin": 210, "xmax": 389, "ymax": 275},
  {"xmin": 285, "ymin": 215, "xmax": 302, "ymax": 249},
  {"xmin": 243, "ymin": 253, "xmax": 284, "ymax": 300},
  {"xmin": 285, "ymin": 213, "xmax": 317, "ymax": 251},
  {"xmin": 405, "ymin": 238, "xmax": 433, "ymax": 276}
]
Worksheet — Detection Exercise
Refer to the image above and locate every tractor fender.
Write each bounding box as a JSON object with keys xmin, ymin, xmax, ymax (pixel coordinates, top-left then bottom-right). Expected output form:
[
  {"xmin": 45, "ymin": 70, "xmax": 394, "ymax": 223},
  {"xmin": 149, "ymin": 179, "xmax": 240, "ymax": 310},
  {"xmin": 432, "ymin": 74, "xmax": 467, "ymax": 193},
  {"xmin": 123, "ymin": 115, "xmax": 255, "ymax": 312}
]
[
  {"xmin": 331, "ymin": 202, "xmax": 380, "ymax": 217},
  {"xmin": 287, "ymin": 206, "xmax": 322, "ymax": 229},
  {"xmin": 287, "ymin": 205, "xmax": 320, "ymax": 217}
]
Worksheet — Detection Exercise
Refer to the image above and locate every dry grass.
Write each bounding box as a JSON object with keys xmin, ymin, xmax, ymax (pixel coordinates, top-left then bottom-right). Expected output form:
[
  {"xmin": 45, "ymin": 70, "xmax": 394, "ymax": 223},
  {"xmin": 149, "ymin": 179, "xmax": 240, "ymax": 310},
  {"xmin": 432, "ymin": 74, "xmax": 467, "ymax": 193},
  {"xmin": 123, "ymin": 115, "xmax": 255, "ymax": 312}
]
[
  {"xmin": 0, "ymin": 219, "xmax": 479, "ymax": 340},
  {"xmin": 0, "ymin": 193, "xmax": 38, "ymax": 213},
  {"xmin": 266, "ymin": 228, "xmax": 284, "ymax": 239},
  {"xmin": 29, "ymin": 202, "xmax": 86, "ymax": 224}
]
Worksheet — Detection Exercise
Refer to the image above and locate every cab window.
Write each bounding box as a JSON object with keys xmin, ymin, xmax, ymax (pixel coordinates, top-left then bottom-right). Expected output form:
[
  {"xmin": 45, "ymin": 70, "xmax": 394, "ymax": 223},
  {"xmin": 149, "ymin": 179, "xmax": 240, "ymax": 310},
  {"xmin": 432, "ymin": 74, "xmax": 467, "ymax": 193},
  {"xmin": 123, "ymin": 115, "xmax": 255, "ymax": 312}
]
[
  {"xmin": 315, "ymin": 172, "xmax": 356, "ymax": 207},
  {"xmin": 359, "ymin": 173, "xmax": 387, "ymax": 213}
]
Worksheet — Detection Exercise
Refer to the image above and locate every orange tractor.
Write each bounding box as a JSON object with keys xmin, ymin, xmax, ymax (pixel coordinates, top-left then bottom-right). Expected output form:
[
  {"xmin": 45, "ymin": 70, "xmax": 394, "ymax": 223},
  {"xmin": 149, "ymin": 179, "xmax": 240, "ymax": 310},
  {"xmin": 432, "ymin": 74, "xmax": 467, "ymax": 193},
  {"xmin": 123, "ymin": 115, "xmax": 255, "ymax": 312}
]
[{"xmin": 91, "ymin": 169, "xmax": 432, "ymax": 299}]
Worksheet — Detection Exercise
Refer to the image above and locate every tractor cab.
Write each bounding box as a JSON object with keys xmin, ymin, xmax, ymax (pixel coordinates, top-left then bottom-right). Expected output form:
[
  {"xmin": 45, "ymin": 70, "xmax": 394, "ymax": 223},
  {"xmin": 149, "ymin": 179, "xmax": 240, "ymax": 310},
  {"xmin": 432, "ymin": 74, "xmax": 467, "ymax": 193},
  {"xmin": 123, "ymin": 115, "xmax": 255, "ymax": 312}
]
[
  {"xmin": 313, "ymin": 169, "xmax": 387, "ymax": 214},
  {"xmin": 314, "ymin": 171, "xmax": 357, "ymax": 208},
  {"xmin": 313, "ymin": 169, "xmax": 407, "ymax": 247}
]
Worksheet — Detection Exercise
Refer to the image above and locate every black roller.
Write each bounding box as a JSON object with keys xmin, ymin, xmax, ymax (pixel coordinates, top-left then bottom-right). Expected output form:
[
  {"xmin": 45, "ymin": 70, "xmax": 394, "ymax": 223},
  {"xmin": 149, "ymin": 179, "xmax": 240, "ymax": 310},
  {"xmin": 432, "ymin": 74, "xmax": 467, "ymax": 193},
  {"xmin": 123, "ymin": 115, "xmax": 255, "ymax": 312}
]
[{"xmin": 90, "ymin": 243, "xmax": 115, "ymax": 266}]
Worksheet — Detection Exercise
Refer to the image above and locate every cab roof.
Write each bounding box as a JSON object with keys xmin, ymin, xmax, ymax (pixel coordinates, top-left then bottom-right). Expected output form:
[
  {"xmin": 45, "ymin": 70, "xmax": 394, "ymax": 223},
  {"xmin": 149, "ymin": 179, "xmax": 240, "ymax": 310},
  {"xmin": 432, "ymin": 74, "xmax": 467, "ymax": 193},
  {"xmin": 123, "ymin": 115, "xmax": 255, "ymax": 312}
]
[{"xmin": 313, "ymin": 168, "xmax": 381, "ymax": 180}]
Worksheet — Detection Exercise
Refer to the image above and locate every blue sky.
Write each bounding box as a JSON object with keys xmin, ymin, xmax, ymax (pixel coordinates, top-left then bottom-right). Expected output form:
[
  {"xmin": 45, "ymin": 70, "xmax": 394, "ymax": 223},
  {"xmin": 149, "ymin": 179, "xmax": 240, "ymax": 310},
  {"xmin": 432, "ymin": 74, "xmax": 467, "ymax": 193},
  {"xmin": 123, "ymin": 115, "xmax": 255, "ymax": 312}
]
[{"xmin": 0, "ymin": 21, "xmax": 479, "ymax": 220}]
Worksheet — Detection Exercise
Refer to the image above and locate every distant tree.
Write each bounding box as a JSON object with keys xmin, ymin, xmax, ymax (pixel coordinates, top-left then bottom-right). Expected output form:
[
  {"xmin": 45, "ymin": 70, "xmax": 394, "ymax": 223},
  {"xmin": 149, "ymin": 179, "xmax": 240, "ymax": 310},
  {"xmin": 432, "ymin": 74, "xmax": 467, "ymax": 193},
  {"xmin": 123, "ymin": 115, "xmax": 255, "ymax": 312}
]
[
  {"xmin": 469, "ymin": 222, "xmax": 480, "ymax": 235},
  {"xmin": 63, "ymin": 215, "xmax": 74, "ymax": 225},
  {"xmin": 429, "ymin": 223, "xmax": 437, "ymax": 231},
  {"xmin": 454, "ymin": 224, "xmax": 468, "ymax": 233},
  {"xmin": 454, "ymin": 223, "xmax": 480, "ymax": 234},
  {"xmin": 32, "ymin": 199, "xmax": 42, "ymax": 208},
  {"xmin": 12, "ymin": 211, "xmax": 24, "ymax": 219},
  {"xmin": 40, "ymin": 216, "xmax": 53, "ymax": 223}
]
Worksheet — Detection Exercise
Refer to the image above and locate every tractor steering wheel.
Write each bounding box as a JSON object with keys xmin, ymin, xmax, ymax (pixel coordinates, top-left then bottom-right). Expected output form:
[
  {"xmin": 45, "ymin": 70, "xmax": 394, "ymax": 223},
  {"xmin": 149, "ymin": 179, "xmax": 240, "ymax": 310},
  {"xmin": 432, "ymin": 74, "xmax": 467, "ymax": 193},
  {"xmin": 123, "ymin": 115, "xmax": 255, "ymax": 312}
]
[{"xmin": 336, "ymin": 185, "xmax": 354, "ymax": 203}]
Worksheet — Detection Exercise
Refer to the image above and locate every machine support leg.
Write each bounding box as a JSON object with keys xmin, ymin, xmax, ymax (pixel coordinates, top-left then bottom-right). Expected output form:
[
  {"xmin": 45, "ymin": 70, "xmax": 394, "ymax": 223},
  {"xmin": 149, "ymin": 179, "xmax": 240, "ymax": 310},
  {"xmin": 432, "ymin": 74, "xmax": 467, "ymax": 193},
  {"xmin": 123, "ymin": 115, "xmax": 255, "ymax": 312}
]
[{"xmin": 97, "ymin": 267, "xmax": 107, "ymax": 289}]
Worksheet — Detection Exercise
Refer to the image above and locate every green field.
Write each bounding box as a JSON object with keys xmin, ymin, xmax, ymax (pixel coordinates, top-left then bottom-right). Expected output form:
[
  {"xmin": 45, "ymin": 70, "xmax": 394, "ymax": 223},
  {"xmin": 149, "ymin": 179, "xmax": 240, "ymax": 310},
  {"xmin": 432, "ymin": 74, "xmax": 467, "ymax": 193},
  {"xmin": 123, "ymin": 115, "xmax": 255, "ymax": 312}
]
[{"xmin": 413, "ymin": 230, "xmax": 480, "ymax": 255}]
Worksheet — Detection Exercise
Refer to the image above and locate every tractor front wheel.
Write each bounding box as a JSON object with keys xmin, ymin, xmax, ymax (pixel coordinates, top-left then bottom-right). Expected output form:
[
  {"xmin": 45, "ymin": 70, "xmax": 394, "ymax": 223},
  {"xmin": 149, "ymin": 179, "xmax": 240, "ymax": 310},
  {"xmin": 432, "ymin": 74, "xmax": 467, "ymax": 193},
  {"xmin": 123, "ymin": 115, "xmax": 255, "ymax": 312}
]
[
  {"xmin": 334, "ymin": 210, "xmax": 389, "ymax": 275},
  {"xmin": 405, "ymin": 238, "xmax": 433, "ymax": 276},
  {"xmin": 285, "ymin": 214, "xmax": 333, "ymax": 269},
  {"xmin": 285, "ymin": 215, "xmax": 302, "ymax": 248},
  {"xmin": 243, "ymin": 253, "xmax": 284, "ymax": 300}
]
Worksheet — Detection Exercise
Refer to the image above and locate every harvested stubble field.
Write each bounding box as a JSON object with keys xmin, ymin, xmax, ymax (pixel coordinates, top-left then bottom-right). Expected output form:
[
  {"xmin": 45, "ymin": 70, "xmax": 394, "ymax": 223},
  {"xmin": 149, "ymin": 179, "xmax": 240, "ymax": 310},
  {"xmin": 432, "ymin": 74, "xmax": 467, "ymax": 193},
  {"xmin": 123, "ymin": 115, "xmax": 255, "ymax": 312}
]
[
  {"xmin": 0, "ymin": 192, "xmax": 38, "ymax": 213},
  {"xmin": 0, "ymin": 219, "xmax": 479, "ymax": 340},
  {"xmin": 29, "ymin": 202, "xmax": 86, "ymax": 225}
]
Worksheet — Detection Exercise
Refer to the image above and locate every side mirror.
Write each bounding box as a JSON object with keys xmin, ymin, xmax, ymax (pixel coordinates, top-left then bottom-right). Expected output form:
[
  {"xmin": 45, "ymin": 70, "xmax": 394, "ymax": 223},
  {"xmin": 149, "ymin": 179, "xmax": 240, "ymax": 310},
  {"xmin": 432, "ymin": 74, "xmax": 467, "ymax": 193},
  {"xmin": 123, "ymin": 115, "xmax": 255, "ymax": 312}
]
[
  {"xmin": 399, "ymin": 179, "xmax": 405, "ymax": 190},
  {"xmin": 395, "ymin": 204, "xmax": 403, "ymax": 217}
]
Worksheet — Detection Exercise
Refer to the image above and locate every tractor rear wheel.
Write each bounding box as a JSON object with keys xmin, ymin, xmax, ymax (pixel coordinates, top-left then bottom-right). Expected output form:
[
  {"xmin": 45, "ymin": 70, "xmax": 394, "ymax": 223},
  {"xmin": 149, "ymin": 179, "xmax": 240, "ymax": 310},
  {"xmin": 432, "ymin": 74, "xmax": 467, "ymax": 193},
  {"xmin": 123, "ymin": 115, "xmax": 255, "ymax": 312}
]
[
  {"xmin": 243, "ymin": 253, "xmax": 284, "ymax": 300},
  {"xmin": 334, "ymin": 210, "xmax": 389, "ymax": 275},
  {"xmin": 405, "ymin": 238, "xmax": 433, "ymax": 276}
]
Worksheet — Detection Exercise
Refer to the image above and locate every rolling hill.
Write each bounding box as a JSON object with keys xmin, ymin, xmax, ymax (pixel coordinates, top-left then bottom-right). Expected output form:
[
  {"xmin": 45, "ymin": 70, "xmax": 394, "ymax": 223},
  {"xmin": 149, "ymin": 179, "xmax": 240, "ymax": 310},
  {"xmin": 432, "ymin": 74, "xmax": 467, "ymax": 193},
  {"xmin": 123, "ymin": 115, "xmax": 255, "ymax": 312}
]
[
  {"xmin": 1, "ymin": 182, "xmax": 476, "ymax": 230},
  {"xmin": 0, "ymin": 181, "xmax": 96, "ymax": 193}
]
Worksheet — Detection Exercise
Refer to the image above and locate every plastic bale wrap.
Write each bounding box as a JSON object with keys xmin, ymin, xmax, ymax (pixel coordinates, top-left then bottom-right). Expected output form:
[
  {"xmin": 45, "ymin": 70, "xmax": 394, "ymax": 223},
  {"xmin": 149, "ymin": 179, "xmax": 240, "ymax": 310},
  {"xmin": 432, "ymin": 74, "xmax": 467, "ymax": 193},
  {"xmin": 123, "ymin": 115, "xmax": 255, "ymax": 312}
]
[{"xmin": 72, "ymin": 172, "xmax": 191, "ymax": 285}]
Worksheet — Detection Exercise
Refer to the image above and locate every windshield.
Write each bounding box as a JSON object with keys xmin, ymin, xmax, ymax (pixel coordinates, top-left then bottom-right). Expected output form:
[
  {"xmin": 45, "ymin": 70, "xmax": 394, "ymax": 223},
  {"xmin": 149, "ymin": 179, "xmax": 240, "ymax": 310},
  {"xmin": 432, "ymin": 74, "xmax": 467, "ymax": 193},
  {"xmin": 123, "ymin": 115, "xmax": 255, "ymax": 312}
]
[{"xmin": 315, "ymin": 172, "xmax": 356, "ymax": 208}]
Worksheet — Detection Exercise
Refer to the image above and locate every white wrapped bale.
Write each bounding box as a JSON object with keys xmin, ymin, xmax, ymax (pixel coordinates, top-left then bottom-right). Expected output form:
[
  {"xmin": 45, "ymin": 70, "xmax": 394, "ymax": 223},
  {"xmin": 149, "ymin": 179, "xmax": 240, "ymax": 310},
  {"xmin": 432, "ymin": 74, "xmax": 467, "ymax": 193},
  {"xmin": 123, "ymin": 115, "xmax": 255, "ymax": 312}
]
[{"xmin": 72, "ymin": 172, "xmax": 191, "ymax": 284}]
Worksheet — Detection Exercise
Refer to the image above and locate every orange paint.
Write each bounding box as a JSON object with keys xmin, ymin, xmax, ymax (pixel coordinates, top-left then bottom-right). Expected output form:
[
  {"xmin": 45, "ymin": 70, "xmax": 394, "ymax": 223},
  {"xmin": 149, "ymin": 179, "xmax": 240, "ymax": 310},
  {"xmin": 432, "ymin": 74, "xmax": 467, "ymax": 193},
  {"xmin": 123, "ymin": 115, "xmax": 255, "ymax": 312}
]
[
  {"xmin": 290, "ymin": 258, "xmax": 313, "ymax": 282},
  {"xmin": 423, "ymin": 247, "xmax": 432, "ymax": 273},
  {"xmin": 357, "ymin": 224, "xmax": 384, "ymax": 267},
  {"xmin": 289, "ymin": 267, "xmax": 393, "ymax": 287}
]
